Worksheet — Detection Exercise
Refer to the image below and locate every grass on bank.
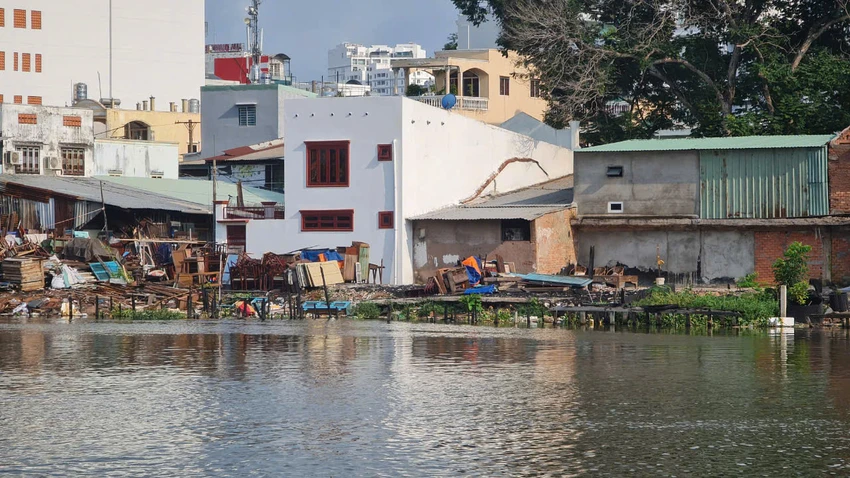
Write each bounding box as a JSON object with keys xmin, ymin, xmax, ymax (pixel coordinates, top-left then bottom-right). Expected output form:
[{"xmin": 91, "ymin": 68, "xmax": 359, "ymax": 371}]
[
  {"xmin": 111, "ymin": 308, "xmax": 186, "ymax": 321},
  {"xmin": 633, "ymin": 287, "xmax": 779, "ymax": 327}
]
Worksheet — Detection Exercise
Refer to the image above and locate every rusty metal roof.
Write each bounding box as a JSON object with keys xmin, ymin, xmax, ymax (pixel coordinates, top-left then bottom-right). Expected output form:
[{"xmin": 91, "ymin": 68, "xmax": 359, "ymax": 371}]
[
  {"xmin": 578, "ymin": 135, "xmax": 835, "ymax": 153},
  {"xmin": 412, "ymin": 176, "xmax": 574, "ymax": 221}
]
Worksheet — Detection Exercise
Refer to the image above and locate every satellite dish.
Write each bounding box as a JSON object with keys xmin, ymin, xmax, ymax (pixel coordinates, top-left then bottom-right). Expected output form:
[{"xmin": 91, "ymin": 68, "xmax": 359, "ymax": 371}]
[{"xmin": 441, "ymin": 94, "xmax": 457, "ymax": 110}]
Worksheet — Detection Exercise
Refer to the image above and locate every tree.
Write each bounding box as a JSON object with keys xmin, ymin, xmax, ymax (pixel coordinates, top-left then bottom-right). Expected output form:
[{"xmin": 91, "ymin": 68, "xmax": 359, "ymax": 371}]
[
  {"xmin": 443, "ymin": 32, "xmax": 459, "ymax": 51},
  {"xmin": 451, "ymin": 0, "xmax": 850, "ymax": 138},
  {"xmin": 406, "ymin": 84, "xmax": 429, "ymax": 96}
]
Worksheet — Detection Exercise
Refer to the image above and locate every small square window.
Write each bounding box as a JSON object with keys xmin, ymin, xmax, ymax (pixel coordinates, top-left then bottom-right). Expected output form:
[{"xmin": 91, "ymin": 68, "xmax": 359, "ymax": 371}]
[
  {"xmin": 501, "ymin": 219, "xmax": 530, "ymax": 241},
  {"xmin": 608, "ymin": 202, "xmax": 624, "ymax": 213},
  {"xmin": 237, "ymin": 104, "xmax": 256, "ymax": 127},
  {"xmin": 378, "ymin": 211, "xmax": 394, "ymax": 229},
  {"xmin": 377, "ymin": 144, "xmax": 392, "ymax": 161},
  {"xmin": 500, "ymin": 76, "xmax": 510, "ymax": 96},
  {"xmin": 607, "ymin": 166, "xmax": 624, "ymax": 177}
]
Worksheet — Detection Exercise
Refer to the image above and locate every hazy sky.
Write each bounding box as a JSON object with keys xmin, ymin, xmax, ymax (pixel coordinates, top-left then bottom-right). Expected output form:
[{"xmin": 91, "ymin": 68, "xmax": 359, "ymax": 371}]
[{"xmin": 204, "ymin": 0, "xmax": 461, "ymax": 80}]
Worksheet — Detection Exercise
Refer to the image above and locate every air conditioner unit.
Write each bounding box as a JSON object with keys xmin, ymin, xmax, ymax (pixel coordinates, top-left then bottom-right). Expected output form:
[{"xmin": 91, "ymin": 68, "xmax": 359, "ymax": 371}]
[
  {"xmin": 108, "ymin": 169, "xmax": 123, "ymax": 176},
  {"xmin": 5, "ymin": 151, "xmax": 21, "ymax": 165},
  {"xmin": 46, "ymin": 157, "xmax": 61, "ymax": 170}
]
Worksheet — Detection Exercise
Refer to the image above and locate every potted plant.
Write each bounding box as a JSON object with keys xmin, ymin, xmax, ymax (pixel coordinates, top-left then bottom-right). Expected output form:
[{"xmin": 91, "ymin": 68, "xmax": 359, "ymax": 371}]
[{"xmin": 773, "ymin": 242, "xmax": 821, "ymax": 322}]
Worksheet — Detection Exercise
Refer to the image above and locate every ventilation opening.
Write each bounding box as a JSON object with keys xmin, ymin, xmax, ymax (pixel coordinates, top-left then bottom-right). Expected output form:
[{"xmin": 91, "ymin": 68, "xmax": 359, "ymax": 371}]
[
  {"xmin": 607, "ymin": 166, "xmax": 623, "ymax": 177},
  {"xmin": 608, "ymin": 202, "xmax": 624, "ymax": 213}
]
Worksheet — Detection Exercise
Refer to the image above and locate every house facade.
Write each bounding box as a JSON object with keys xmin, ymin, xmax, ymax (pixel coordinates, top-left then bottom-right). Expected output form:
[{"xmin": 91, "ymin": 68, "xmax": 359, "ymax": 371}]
[
  {"xmin": 199, "ymin": 84, "xmax": 316, "ymax": 159},
  {"xmin": 392, "ymin": 49, "xmax": 548, "ymax": 125},
  {"xmin": 270, "ymin": 96, "xmax": 574, "ymax": 284},
  {"xmin": 573, "ymin": 135, "xmax": 850, "ymax": 284}
]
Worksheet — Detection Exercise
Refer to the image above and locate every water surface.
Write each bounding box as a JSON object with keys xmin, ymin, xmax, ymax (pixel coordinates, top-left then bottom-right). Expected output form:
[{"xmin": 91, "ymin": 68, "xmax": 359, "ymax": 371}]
[{"xmin": 1, "ymin": 319, "xmax": 849, "ymax": 476}]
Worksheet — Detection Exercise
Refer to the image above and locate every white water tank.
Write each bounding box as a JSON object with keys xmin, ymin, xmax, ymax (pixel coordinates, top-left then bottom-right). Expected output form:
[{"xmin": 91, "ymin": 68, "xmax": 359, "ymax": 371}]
[{"xmin": 188, "ymin": 98, "xmax": 200, "ymax": 113}]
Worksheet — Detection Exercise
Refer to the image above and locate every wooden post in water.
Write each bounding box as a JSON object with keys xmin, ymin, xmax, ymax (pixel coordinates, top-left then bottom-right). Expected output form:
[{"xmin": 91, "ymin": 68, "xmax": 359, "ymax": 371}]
[
  {"xmin": 780, "ymin": 285, "xmax": 788, "ymax": 319},
  {"xmin": 69, "ymin": 298, "xmax": 73, "ymax": 322},
  {"xmin": 95, "ymin": 296, "xmax": 100, "ymax": 320}
]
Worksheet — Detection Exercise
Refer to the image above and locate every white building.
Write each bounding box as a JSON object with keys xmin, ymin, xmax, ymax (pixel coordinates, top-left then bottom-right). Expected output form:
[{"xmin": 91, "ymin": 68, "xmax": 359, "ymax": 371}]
[
  {"xmin": 327, "ymin": 43, "xmax": 434, "ymax": 96},
  {"xmin": 0, "ymin": 0, "xmax": 204, "ymax": 108},
  {"xmin": 262, "ymin": 96, "xmax": 576, "ymax": 284}
]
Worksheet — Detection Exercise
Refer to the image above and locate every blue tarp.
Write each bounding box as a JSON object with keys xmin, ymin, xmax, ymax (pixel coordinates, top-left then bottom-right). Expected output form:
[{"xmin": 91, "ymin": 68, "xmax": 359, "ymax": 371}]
[
  {"xmin": 516, "ymin": 273, "xmax": 593, "ymax": 288},
  {"xmin": 301, "ymin": 249, "xmax": 344, "ymax": 262},
  {"xmin": 464, "ymin": 285, "xmax": 496, "ymax": 295}
]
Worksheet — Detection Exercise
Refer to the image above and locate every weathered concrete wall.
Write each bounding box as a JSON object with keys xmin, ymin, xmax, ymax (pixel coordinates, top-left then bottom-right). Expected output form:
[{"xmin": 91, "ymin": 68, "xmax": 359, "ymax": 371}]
[
  {"xmin": 574, "ymin": 151, "xmax": 699, "ymax": 217},
  {"xmin": 576, "ymin": 229, "xmax": 754, "ymax": 282},
  {"xmin": 412, "ymin": 219, "xmax": 535, "ymax": 283},
  {"xmin": 534, "ymin": 209, "xmax": 576, "ymax": 274},
  {"xmin": 93, "ymin": 139, "xmax": 179, "ymax": 179}
]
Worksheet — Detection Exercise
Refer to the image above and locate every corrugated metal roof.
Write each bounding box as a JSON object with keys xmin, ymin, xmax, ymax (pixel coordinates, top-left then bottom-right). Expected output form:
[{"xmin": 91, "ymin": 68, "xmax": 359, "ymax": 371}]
[
  {"xmin": 0, "ymin": 176, "xmax": 211, "ymax": 214},
  {"xmin": 578, "ymin": 135, "xmax": 836, "ymax": 153},
  {"xmin": 412, "ymin": 176, "xmax": 574, "ymax": 221},
  {"xmin": 97, "ymin": 176, "xmax": 284, "ymax": 206}
]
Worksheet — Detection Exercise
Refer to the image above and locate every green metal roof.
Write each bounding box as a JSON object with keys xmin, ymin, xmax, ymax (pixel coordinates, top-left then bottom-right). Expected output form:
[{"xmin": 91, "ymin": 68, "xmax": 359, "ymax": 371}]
[
  {"xmin": 95, "ymin": 176, "xmax": 284, "ymax": 207},
  {"xmin": 201, "ymin": 83, "xmax": 317, "ymax": 98},
  {"xmin": 577, "ymin": 135, "xmax": 836, "ymax": 153}
]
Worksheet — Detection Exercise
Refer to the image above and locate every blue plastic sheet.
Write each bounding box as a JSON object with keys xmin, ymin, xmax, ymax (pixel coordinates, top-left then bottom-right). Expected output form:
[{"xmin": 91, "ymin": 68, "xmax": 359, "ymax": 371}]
[
  {"xmin": 301, "ymin": 249, "xmax": 344, "ymax": 262},
  {"xmin": 464, "ymin": 285, "xmax": 496, "ymax": 295}
]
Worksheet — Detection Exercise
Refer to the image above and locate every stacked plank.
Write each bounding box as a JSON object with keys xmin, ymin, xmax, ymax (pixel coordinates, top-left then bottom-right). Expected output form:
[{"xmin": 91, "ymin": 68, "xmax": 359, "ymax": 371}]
[{"xmin": 3, "ymin": 258, "xmax": 45, "ymax": 291}]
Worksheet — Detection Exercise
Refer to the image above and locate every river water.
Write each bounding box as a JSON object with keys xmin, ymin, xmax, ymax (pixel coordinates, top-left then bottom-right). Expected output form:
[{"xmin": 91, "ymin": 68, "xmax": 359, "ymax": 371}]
[{"xmin": 1, "ymin": 319, "xmax": 849, "ymax": 476}]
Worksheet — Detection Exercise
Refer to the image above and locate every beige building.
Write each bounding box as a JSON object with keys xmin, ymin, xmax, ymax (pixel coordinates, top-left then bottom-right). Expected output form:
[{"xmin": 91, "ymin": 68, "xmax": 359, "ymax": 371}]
[
  {"xmin": 392, "ymin": 49, "xmax": 547, "ymax": 125},
  {"xmin": 74, "ymin": 99, "xmax": 201, "ymax": 159}
]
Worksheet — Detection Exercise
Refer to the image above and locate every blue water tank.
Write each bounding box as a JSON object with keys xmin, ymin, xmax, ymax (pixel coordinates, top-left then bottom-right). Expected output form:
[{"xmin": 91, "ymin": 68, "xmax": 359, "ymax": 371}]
[{"xmin": 441, "ymin": 94, "xmax": 457, "ymax": 110}]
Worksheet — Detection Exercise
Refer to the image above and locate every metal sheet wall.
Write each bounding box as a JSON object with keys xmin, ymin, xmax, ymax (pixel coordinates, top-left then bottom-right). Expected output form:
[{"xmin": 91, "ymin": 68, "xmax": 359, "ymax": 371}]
[
  {"xmin": 74, "ymin": 201, "xmax": 103, "ymax": 229},
  {"xmin": 0, "ymin": 196, "xmax": 54, "ymax": 229},
  {"xmin": 699, "ymin": 147, "xmax": 829, "ymax": 219}
]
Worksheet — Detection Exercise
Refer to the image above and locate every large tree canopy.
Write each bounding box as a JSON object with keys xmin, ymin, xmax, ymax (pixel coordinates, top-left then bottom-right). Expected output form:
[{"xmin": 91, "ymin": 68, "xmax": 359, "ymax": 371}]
[{"xmin": 452, "ymin": 0, "xmax": 850, "ymax": 140}]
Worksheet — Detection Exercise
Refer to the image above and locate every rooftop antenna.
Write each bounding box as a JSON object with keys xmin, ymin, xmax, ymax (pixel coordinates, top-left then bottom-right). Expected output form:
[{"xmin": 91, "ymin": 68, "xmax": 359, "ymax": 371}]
[{"xmin": 245, "ymin": 0, "xmax": 262, "ymax": 83}]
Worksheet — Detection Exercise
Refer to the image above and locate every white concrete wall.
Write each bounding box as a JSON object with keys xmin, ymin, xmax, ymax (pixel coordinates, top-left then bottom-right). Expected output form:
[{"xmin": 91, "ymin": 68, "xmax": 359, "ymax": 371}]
[
  {"xmin": 282, "ymin": 96, "xmax": 573, "ymax": 284},
  {"xmin": 283, "ymin": 96, "xmax": 402, "ymax": 282},
  {"xmin": 93, "ymin": 139, "xmax": 179, "ymax": 179},
  {"xmin": 0, "ymin": 104, "xmax": 94, "ymax": 175},
  {"xmin": 0, "ymin": 0, "xmax": 204, "ymax": 108}
]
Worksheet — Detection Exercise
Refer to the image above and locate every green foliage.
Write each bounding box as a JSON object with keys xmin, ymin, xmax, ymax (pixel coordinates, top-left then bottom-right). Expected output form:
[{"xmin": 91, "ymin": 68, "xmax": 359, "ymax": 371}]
[
  {"xmin": 459, "ymin": 294, "xmax": 484, "ymax": 314},
  {"xmin": 111, "ymin": 308, "xmax": 185, "ymax": 321},
  {"xmin": 634, "ymin": 289, "xmax": 778, "ymax": 326},
  {"xmin": 416, "ymin": 301, "xmax": 446, "ymax": 319},
  {"xmin": 772, "ymin": 241, "xmax": 812, "ymax": 287},
  {"xmin": 406, "ymin": 84, "xmax": 428, "ymax": 97},
  {"xmin": 736, "ymin": 273, "xmax": 761, "ymax": 289},
  {"xmin": 788, "ymin": 282, "xmax": 811, "ymax": 306},
  {"xmin": 353, "ymin": 302, "xmax": 381, "ymax": 320},
  {"xmin": 516, "ymin": 297, "xmax": 548, "ymax": 318},
  {"xmin": 443, "ymin": 32, "xmax": 458, "ymax": 51}
]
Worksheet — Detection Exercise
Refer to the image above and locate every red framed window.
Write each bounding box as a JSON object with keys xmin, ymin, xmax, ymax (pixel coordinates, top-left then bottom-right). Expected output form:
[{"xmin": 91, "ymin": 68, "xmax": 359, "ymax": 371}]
[
  {"xmin": 378, "ymin": 211, "xmax": 394, "ymax": 229},
  {"xmin": 377, "ymin": 144, "xmax": 393, "ymax": 161},
  {"xmin": 306, "ymin": 140, "xmax": 349, "ymax": 187},
  {"xmin": 301, "ymin": 210, "xmax": 354, "ymax": 232}
]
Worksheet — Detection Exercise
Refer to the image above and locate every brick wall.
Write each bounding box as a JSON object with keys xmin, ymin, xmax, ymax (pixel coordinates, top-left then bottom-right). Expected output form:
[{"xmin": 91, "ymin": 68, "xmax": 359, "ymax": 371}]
[
  {"xmin": 754, "ymin": 230, "xmax": 826, "ymax": 284},
  {"xmin": 829, "ymin": 128, "xmax": 850, "ymax": 214},
  {"xmin": 533, "ymin": 208, "xmax": 577, "ymax": 274},
  {"xmin": 831, "ymin": 232, "xmax": 850, "ymax": 286}
]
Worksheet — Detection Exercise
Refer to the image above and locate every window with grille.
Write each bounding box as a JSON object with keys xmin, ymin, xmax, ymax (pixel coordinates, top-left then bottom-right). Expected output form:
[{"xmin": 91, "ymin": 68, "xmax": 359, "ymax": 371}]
[
  {"xmin": 306, "ymin": 141, "xmax": 350, "ymax": 187},
  {"xmin": 500, "ymin": 76, "xmax": 510, "ymax": 96},
  {"xmin": 18, "ymin": 113, "xmax": 37, "ymax": 124},
  {"xmin": 13, "ymin": 52, "xmax": 18, "ymax": 71},
  {"xmin": 13, "ymin": 9, "xmax": 25, "ymax": 28},
  {"xmin": 31, "ymin": 11, "xmax": 41, "ymax": 30},
  {"xmin": 16, "ymin": 146, "xmax": 40, "ymax": 174},
  {"xmin": 0, "ymin": 51, "xmax": 4, "ymax": 71},
  {"xmin": 22, "ymin": 53, "xmax": 30, "ymax": 72},
  {"xmin": 237, "ymin": 105, "xmax": 256, "ymax": 126},
  {"xmin": 378, "ymin": 211, "xmax": 394, "ymax": 229},
  {"xmin": 14, "ymin": 95, "xmax": 22, "ymax": 104},
  {"xmin": 0, "ymin": 95, "xmax": 4, "ymax": 104},
  {"xmin": 27, "ymin": 96, "xmax": 41, "ymax": 105},
  {"xmin": 63, "ymin": 115, "xmax": 82, "ymax": 127},
  {"xmin": 0, "ymin": 8, "xmax": 5, "ymax": 27},
  {"xmin": 35, "ymin": 53, "xmax": 41, "ymax": 72},
  {"xmin": 61, "ymin": 148, "xmax": 85, "ymax": 176},
  {"xmin": 301, "ymin": 210, "xmax": 354, "ymax": 231},
  {"xmin": 530, "ymin": 79, "xmax": 541, "ymax": 98}
]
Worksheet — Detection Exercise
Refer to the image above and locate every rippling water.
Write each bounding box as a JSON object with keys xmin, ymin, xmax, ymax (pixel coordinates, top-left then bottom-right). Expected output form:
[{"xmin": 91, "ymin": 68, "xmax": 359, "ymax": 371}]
[{"xmin": 1, "ymin": 319, "xmax": 850, "ymax": 476}]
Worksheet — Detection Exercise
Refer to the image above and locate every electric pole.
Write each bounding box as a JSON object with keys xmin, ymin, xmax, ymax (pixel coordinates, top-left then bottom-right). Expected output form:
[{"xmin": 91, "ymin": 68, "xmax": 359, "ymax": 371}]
[{"xmin": 175, "ymin": 119, "xmax": 199, "ymax": 154}]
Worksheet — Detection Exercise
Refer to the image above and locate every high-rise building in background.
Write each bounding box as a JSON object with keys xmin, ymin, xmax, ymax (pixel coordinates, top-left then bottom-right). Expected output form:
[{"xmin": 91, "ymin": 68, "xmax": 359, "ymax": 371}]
[
  {"xmin": 327, "ymin": 43, "xmax": 433, "ymax": 96},
  {"xmin": 0, "ymin": 0, "xmax": 205, "ymax": 108}
]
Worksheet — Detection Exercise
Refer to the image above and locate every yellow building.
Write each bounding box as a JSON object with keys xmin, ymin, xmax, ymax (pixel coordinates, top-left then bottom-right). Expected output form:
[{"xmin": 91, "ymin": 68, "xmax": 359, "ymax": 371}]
[
  {"xmin": 74, "ymin": 99, "xmax": 201, "ymax": 160},
  {"xmin": 392, "ymin": 49, "xmax": 547, "ymax": 125}
]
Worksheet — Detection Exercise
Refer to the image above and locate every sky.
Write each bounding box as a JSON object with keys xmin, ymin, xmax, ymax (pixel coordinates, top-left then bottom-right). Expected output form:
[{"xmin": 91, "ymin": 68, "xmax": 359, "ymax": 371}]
[{"xmin": 204, "ymin": 0, "xmax": 461, "ymax": 81}]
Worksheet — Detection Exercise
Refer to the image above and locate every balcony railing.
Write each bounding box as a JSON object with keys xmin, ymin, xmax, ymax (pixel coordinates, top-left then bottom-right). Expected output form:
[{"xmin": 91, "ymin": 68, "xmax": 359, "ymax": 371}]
[
  {"xmin": 413, "ymin": 95, "xmax": 489, "ymax": 111},
  {"xmin": 224, "ymin": 206, "xmax": 285, "ymax": 220}
]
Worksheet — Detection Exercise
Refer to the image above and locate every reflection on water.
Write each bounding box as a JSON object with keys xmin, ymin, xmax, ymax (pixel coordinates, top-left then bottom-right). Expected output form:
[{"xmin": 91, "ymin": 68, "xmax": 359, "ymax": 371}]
[{"xmin": 2, "ymin": 319, "xmax": 850, "ymax": 476}]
